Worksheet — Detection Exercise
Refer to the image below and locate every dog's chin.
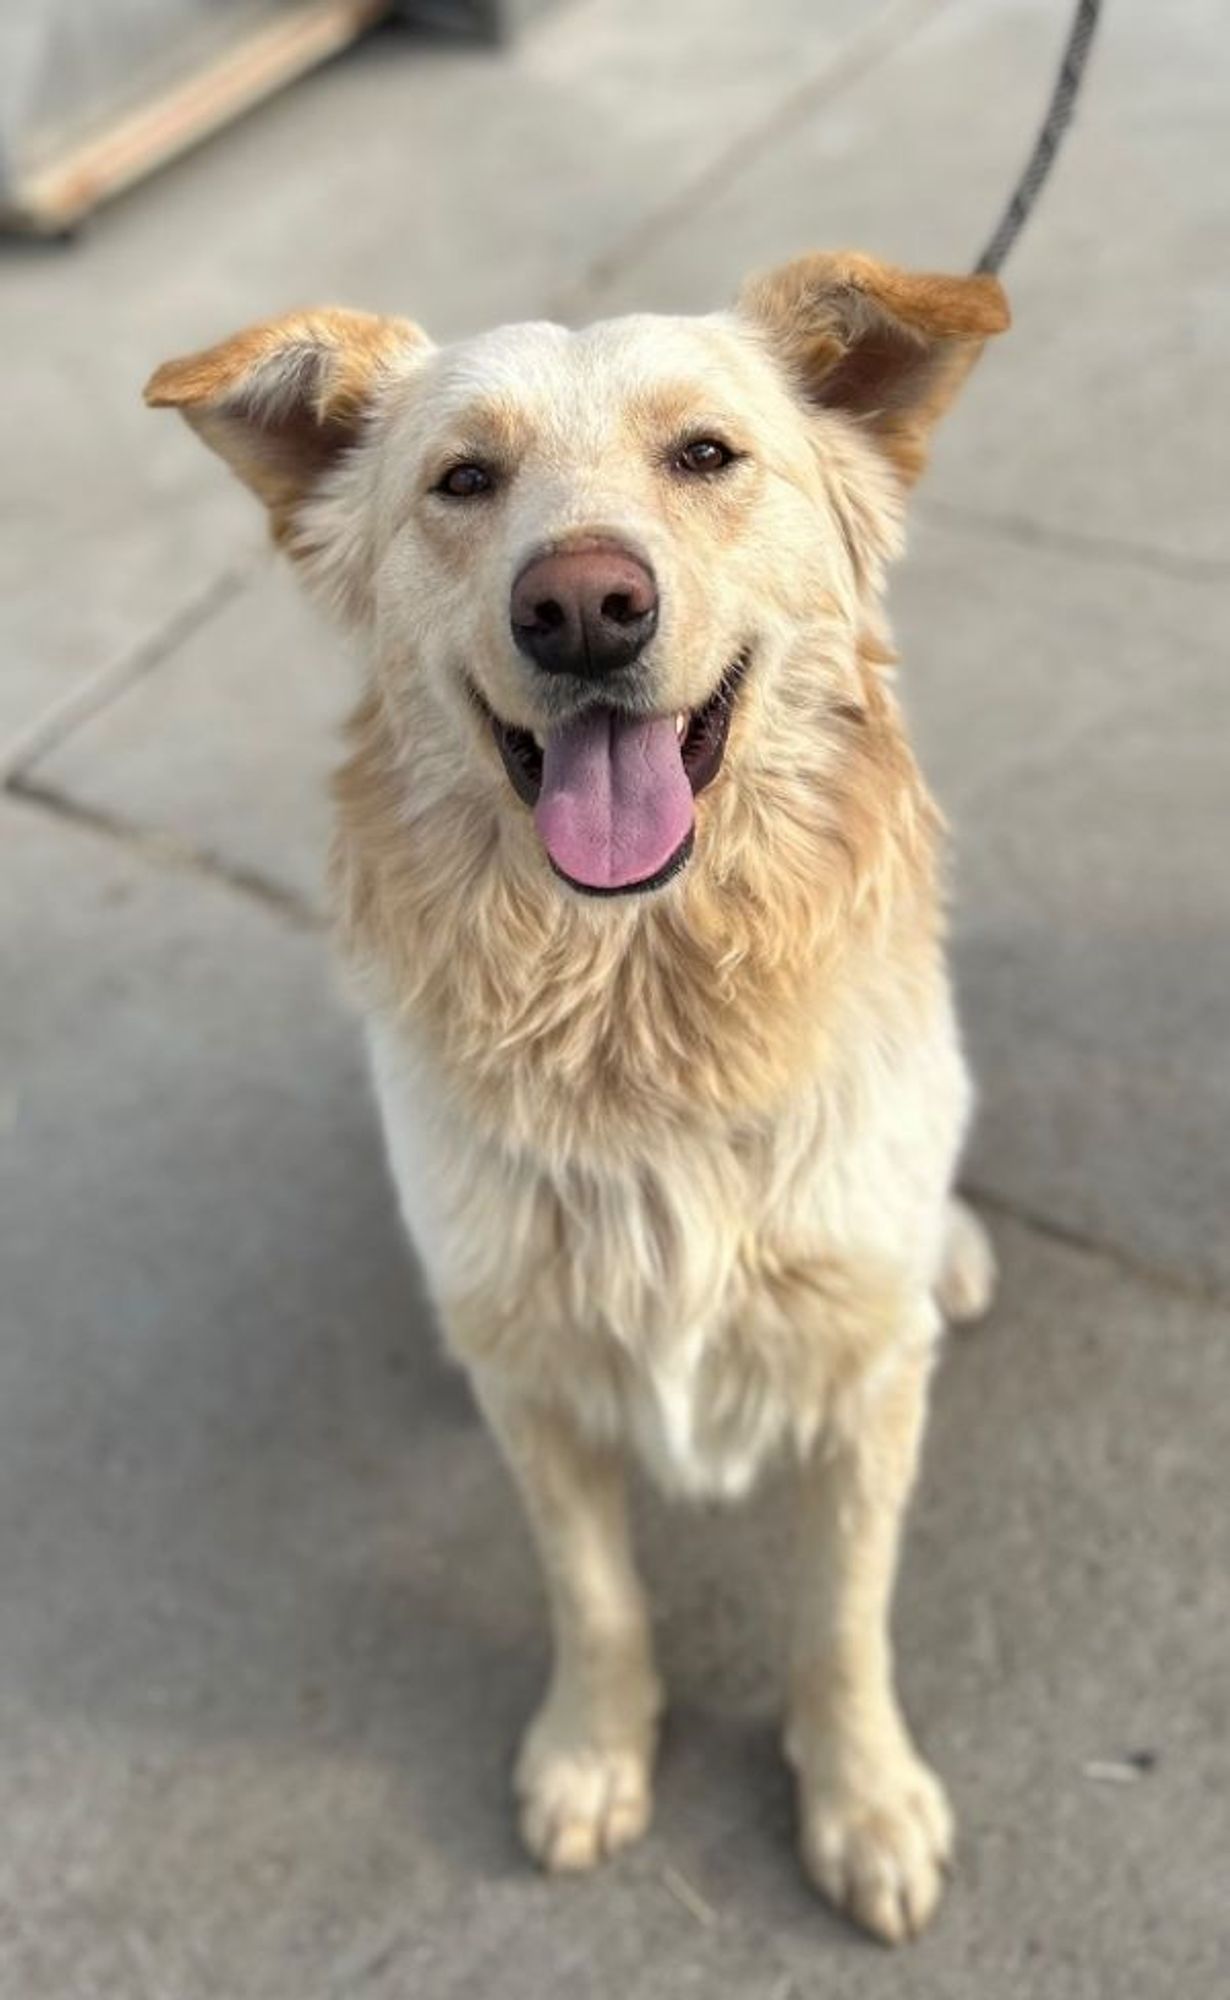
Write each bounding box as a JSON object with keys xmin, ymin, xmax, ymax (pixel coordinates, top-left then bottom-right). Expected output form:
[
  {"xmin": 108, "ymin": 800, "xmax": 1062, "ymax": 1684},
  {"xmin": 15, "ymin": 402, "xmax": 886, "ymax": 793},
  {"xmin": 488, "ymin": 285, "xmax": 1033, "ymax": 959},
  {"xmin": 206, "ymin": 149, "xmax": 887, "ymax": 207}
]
[{"xmin": 470, "ymin": 650, "xmax": 749, "ymax": 899}]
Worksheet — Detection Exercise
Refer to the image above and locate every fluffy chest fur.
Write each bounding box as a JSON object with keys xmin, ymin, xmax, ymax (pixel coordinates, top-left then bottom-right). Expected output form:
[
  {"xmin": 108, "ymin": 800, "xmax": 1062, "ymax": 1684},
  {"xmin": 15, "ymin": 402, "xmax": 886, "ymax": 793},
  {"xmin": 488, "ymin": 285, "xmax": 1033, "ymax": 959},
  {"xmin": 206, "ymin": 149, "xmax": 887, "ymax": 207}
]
[{"xmin": 368, "ymin": 1005, "xmax": 964, "ymax": 1498}]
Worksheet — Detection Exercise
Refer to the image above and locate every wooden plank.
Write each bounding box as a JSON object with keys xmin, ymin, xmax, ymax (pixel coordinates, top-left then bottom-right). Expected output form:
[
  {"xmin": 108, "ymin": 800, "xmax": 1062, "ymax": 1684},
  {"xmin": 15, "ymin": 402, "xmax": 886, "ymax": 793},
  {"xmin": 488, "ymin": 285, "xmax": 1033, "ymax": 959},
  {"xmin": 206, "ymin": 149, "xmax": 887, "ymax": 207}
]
[{"xmin": 1, "ymin": 0, "xmax": 393, "ymax": 235}]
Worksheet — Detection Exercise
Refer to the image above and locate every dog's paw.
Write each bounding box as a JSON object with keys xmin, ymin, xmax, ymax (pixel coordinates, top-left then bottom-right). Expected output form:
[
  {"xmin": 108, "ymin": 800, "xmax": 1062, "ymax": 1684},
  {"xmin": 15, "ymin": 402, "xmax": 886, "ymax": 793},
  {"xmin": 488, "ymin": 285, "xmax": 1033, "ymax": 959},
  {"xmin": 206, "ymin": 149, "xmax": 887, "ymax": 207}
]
[
  {"xmin": 514, "ymin": 1691, "xmax": 656, "ymax": 1873},
  {"xmin": 935, "ymin": 1198, "xmax": 998, "ymax": 1327},
  {"xmin": 516, "ymin": 1739, "xmax": 653, "ymax": 1872},
  {"xmin": 797, "ymin": 1753, "xmax": 953, "ymax": 1945}
]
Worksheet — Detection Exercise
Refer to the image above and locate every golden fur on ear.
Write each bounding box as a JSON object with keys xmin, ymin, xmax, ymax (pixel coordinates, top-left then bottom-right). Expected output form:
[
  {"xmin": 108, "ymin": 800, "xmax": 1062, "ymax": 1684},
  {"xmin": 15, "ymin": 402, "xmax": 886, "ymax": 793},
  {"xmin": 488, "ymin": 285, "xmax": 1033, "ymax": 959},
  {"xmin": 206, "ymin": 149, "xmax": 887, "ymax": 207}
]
[
  {"xmin": 144, "ymin": 308, "xmax": 428, "ymax": 541},
  {"xmin": 739, "ymin": 251, "xmax": 1009, "ymax": 485}
]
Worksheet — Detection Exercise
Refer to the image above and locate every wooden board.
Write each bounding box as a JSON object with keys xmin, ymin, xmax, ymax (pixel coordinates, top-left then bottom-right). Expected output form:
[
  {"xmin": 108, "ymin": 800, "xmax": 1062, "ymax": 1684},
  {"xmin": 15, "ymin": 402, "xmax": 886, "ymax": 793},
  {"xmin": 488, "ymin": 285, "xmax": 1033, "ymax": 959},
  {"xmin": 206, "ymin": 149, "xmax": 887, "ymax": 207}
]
[{"xmin": 1, "ymin": 0, "xmax": 394, "ymax": 235}]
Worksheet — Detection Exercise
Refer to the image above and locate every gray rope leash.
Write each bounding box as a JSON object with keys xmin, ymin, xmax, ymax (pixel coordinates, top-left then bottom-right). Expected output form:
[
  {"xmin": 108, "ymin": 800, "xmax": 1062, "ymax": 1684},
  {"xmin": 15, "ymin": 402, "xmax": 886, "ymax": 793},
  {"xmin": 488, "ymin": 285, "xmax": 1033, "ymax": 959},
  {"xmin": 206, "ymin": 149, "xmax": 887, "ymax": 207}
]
[{"xmin": 974, "ymin": 0, "xmax": 1103, "ymax": 276}]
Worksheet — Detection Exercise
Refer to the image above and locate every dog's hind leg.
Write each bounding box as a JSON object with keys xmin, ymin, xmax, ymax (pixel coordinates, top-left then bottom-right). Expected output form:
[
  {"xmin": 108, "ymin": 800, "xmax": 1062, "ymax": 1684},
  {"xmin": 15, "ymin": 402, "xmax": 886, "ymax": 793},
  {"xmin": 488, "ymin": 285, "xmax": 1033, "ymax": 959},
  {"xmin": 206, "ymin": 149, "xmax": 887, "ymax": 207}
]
[
  {"xmin": 473, "ymin": 1377, "xmax": 662, "ymax": 1874},
  {"xmin": 934, "ymin": 1197, "xmax": 998, "ymax": 1326}
]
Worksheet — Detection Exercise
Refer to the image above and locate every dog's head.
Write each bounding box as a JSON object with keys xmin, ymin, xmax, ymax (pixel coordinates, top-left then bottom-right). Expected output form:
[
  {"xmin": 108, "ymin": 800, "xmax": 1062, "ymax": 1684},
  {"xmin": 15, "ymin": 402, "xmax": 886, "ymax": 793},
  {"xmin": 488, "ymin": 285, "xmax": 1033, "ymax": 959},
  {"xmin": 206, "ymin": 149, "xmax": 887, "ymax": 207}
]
[{"xmin": 147, "ymin": 254, "xmax": 1006, "ymax": 900}]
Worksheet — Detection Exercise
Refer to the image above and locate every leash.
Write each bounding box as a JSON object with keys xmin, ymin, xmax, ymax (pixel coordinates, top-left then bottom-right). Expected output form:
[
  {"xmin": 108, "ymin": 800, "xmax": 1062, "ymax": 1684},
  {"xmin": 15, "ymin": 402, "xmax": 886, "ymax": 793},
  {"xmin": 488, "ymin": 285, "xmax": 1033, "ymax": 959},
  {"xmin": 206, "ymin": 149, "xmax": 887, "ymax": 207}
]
[{"xmin": 973, "ymin": 0, "xmax": 1103, "ymax": 276}]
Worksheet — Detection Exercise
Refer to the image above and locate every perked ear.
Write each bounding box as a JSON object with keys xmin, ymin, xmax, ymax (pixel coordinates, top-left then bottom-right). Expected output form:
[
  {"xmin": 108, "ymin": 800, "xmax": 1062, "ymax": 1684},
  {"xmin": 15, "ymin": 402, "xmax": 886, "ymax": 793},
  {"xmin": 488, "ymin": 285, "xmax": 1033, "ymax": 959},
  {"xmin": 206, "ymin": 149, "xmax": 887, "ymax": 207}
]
[
  {"xmin": 739, "ymin": 251, "xmax": 1009, "ymax": 486},
  {"xmin": 144, "ymin": 308, "xmax": 430, "ymax": 540}
]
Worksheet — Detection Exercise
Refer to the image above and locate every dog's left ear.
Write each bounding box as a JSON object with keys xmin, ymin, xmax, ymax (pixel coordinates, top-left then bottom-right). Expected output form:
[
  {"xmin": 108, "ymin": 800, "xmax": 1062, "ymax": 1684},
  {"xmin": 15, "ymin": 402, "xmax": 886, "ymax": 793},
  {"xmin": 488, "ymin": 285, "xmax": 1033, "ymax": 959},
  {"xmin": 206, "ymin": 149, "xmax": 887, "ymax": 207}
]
[
  {"xmin": 144, "ymin": 308, "xmax": 430, "ymax": 541},
  {"xmin": 739, "ymin": 251, "xmax": 1009, "ymax": 486}
]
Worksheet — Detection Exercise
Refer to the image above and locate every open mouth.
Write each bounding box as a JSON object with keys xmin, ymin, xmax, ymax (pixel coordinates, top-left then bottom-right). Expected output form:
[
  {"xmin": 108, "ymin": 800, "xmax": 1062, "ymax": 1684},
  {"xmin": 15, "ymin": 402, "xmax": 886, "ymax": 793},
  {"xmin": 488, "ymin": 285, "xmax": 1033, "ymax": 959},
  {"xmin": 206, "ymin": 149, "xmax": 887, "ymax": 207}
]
[{"xmin": 479, "ymin": 651, "xmax": 748, "ymax": 896}]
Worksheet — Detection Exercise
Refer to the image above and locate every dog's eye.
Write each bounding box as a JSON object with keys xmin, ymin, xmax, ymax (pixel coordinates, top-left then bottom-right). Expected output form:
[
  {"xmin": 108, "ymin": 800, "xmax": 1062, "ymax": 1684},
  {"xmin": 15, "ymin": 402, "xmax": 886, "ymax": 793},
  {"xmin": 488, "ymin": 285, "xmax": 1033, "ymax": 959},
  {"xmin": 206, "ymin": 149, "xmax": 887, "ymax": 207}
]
[
  {"xmin": 436, "ymin": 462, "xmax": 494, "ymax": 499},
  {"xmin": 674, "ymin": 438, "xmax": 735, "ymax": 476}
]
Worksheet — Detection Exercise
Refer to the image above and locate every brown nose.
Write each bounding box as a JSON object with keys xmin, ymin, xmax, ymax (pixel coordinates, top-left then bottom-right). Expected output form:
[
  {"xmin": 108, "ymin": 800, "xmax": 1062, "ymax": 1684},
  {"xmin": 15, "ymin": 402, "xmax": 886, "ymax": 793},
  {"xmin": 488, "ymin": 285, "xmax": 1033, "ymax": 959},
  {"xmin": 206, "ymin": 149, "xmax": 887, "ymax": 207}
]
[{"xmin": 510, "ymin": 542, "xmax": 658, "ymax": 679}]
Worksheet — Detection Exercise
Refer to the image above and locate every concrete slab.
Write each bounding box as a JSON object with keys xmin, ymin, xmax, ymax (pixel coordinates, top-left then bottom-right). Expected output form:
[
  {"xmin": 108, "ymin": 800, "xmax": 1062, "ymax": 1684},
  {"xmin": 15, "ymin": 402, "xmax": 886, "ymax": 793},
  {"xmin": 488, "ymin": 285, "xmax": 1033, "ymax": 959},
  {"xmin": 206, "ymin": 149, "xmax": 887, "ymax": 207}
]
[
  {"xmin": 893, "ymin": 518, "xmax": 1230, "ymax": 1293},
  {"xmin": 27, "ymin": 560, "xmax": 351, "ymax": 910},
  {"xmin": 0, "ymin": 0, "xmax": 878, "ymax": 754},
  {"xmin": 579, "ymin": 0, "xmax": 1230, "ymax": 570},
  {"xmin": 2, "ymin": 793, "xmax": 1227, "ymax": 1998}
]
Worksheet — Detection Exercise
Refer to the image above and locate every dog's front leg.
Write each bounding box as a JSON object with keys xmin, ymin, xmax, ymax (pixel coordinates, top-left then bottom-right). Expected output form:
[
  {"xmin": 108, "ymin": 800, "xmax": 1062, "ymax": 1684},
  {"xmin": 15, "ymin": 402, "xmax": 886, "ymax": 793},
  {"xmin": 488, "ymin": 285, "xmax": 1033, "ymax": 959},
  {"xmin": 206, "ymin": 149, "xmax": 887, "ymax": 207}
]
[
  {"xmin": 474, "ymin": 1377, "xmax": 662, "ymax": 1874},
  {"xmin": 786, "ymin": 1343, "xmax": 952, "ymax": 1945}
]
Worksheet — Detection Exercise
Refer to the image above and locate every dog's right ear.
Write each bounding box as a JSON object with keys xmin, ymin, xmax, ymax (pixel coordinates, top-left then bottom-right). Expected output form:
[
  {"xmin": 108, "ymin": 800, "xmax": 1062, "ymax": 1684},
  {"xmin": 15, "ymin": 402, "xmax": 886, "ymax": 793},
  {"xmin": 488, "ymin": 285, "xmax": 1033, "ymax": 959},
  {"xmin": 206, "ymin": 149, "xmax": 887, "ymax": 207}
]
[
  {"xmin": 144, "ymin": 308, "xmax": 431, "ymax": 544},
  {"xmin": 739, "ymin": 251, "xmax": 1008, "ymax": 488}
]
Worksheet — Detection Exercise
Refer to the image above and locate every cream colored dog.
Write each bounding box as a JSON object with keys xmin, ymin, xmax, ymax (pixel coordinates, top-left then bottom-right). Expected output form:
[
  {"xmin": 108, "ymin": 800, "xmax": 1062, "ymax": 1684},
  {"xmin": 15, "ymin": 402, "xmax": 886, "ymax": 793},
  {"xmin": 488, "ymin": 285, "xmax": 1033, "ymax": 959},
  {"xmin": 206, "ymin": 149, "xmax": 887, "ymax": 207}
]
[{"xmin": 147, "ymin": 250, "xmax": 1008, "ymax": 1944}]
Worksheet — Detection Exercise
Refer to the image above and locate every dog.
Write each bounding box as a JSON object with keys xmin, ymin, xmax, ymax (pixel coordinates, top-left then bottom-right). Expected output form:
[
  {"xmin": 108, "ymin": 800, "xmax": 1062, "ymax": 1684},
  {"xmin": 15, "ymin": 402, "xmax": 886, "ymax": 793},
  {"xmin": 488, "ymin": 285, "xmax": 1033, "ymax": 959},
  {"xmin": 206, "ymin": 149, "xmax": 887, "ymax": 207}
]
[{"xmin": 147, "ymin": 249, "xmax": 1008, "ymax": 1944}]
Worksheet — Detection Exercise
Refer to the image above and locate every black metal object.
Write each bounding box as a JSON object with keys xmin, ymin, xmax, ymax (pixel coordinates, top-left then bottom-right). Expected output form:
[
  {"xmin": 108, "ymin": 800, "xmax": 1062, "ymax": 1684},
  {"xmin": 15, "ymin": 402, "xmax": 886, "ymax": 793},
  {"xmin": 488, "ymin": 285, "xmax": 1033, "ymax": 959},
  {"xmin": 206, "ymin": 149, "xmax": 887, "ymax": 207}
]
[{"xmin": 388, "ymin": 0, "xmax": 555, "ymax": 42}]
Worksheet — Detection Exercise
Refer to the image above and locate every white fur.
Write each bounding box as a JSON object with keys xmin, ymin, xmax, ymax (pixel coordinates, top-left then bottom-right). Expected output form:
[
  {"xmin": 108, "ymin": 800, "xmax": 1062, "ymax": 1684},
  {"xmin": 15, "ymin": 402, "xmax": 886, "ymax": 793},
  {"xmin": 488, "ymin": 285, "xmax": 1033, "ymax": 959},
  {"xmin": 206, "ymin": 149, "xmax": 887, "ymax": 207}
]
[{"xmin": 368, "ymin": 967, "xmax": 969, "ymax": 1500}]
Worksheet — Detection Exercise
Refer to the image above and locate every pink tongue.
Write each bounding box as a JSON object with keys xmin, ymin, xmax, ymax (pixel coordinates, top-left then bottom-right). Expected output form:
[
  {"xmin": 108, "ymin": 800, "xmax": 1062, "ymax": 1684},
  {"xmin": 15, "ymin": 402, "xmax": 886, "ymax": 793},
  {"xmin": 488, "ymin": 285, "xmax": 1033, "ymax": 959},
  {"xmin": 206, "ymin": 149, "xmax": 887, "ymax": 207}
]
[{"xmin": 534, "ymin": 709, "xmax": 694, "ymax": 890}]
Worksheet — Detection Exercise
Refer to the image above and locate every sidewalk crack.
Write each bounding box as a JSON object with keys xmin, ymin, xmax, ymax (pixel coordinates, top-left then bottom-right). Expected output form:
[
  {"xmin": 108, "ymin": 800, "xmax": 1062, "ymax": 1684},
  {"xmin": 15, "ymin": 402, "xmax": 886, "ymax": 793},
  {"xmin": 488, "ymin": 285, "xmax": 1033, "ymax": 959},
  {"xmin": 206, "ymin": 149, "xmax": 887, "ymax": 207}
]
[
  {"xmin": 5, "ymin": 770, "xmax": 323, "ymax": 932},
  {"xmin": 1, "ymin": 562, "xmax": 256, "ymax": 780},
  {"xmin": 964, "ymin": 1181, "xmax": 1229, "ymax": 1311},
  {"xmin": 920, "ymin": 498, "xmax": 1230, "ymax": 585},
  {"xmin": 554, "ymin": 0, "xmax": 955, "ymax": 312}
]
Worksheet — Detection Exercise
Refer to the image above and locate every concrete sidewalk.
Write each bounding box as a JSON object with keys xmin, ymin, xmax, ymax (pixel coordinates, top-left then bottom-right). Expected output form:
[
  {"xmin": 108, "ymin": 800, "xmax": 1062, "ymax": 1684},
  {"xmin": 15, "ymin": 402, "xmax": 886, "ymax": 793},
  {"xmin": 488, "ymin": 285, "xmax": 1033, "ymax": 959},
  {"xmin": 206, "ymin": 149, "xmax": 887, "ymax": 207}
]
[{"xmin": 2, "ymin": 2, "xmax": 1227, "ymax": 1994}]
